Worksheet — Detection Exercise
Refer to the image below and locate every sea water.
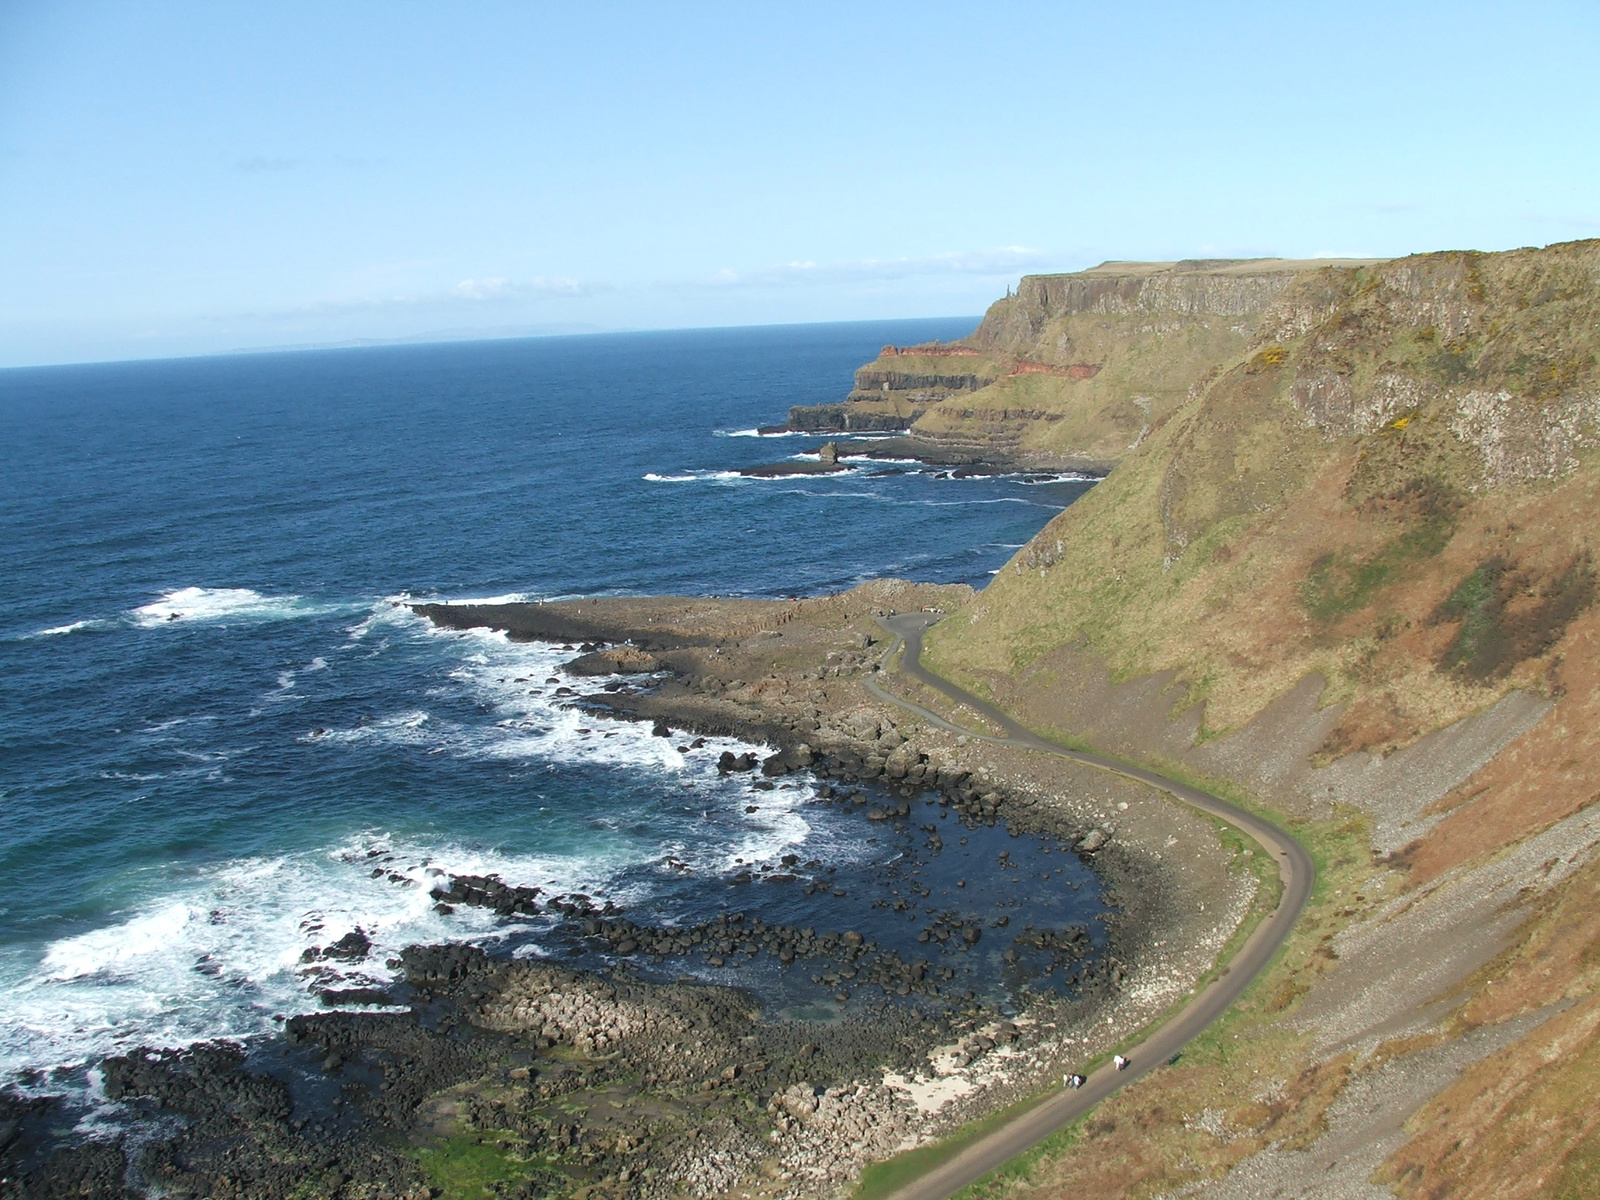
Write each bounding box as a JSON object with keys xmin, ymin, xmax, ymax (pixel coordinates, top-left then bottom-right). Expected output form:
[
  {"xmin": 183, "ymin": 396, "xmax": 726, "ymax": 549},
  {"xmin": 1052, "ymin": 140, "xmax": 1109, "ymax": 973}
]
[{"xmin": 0, "ymin": 321, "xmax": 1101, "ymax": 1092}]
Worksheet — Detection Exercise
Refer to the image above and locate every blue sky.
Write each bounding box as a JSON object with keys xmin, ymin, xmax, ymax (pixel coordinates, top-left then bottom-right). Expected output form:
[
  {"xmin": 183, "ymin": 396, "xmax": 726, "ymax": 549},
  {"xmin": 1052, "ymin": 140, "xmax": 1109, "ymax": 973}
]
[{"xmin": 2, "ymin": 1, "xmax": 1598, "ymax": 366}]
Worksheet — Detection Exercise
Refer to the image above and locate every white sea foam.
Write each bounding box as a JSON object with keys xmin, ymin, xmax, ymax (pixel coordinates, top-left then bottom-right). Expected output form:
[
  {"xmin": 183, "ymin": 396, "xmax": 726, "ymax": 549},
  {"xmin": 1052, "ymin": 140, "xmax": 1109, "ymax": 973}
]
[
  {"xmin": 413, "ymin": 618, "xmax": 817, "ymax": 868},
  {"xmin": 0, "ymin": 833, "xmax": 582, "ymax": 1087},
  {"xmin": 431, "ymin": 591, "xmax": 541, "ymax": 606},
  {"xmin": 345, "ymin": 596, "xmax": 417, "ymax": 640},
  {"xmin": 642, "ymin": 470, "xmax": 743, "ymax": 483},
  {"xmin": 930, "ymin": 470, "xmax": 1103, "ymax": 484},
  {"xmin": 330, "ymin": 607, "xmax": 814, "ymax": 871},
  {"xmin": 131, "ymin": 587, "xmax": 342, "ymax": 629},
  {"xmin": 2, "ymin": 792, "xmax": 809, "ymax": 1089},
  {"xmin": 0, "ymin": 599, "xmax": 825, "ymax": 1087},
  {"xmin": 913, "ymin": 497, "xmax": 1061, "ymax": 507},
  {"xmin": 717, "ymin": 428, "xmax": 808, "ymax": 438},
  {"xmin": 28, "ymin": 620, "xmax": 98, "ymax": 638}
]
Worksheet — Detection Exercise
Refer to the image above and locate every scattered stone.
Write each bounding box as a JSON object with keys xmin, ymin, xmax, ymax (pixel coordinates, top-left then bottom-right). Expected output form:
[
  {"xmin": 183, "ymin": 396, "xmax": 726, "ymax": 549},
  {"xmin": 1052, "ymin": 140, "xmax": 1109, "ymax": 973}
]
[{"xmin": 1075, "ymin": 828, "xmax": 1110, "ymax": 853}]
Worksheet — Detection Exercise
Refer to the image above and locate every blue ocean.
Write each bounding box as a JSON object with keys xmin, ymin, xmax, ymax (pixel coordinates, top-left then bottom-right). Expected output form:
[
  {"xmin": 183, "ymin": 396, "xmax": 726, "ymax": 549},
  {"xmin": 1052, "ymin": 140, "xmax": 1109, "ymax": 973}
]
[{"xmin": 0, "ymin": 320, "xmax": 1100, "ymax": 1094}]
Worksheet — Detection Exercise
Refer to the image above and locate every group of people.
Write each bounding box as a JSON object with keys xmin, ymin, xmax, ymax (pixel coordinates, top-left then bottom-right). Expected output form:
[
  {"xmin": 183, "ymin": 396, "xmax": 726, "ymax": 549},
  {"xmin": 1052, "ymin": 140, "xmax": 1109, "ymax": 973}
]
[{"xmin": 1065, "ymin": 1055, "xmax": 1129, "ymax": 1090}]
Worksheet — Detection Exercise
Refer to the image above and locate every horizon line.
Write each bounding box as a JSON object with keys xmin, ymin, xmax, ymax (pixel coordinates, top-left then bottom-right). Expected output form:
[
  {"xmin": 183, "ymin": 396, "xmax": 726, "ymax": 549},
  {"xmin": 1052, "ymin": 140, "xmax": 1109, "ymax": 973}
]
[{"xmin": 0, "ymin": 313, "xmax": 987, "ymax": 374}]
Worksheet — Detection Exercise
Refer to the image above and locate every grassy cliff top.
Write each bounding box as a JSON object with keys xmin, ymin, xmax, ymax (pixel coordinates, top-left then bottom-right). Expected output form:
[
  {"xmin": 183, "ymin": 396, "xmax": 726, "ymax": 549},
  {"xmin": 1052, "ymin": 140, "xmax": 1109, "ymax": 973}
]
[{"xmin": 1065, "ymin": 256, "xmax": 1390, "ymax": 277}]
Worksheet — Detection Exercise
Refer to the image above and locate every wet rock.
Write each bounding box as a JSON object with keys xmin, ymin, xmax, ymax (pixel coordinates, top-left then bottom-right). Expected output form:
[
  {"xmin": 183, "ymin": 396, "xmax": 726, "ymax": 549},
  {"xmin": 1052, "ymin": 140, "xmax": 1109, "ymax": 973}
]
[
  {"xmin": 321, "ymin": 928, "xmax": 372, "ymax": 962},
  {"xmin": 318, "ymin": 987, "xmax": 393, "ymax": 1007},
  {"xmin": 432, "ymin": 873, "xmax": 542, "ymax": 916}
]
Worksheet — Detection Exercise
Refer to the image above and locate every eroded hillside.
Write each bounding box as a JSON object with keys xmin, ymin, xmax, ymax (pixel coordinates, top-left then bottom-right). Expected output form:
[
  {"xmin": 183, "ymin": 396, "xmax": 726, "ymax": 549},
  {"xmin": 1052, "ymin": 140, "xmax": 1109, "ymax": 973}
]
[{"xmin": 921, "ymin": 240, "xmax": 1600, "ymax": 1198}]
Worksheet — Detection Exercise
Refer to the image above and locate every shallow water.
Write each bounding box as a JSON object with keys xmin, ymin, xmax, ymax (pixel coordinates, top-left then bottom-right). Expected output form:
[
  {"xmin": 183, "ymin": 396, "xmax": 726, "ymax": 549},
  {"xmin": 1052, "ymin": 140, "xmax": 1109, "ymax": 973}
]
[{"xmin": 0, "ymin": 321, "xmax": 1101, "ymax": 1090}]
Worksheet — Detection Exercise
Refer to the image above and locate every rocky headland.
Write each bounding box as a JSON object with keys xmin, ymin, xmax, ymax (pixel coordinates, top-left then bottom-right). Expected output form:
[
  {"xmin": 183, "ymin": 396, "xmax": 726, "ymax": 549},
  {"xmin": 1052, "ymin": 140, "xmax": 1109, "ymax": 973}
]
[
  {"xmin": 1, "ymin": 583, "xmax": 1259, "ymax": 1200},
  {"xmin": 776, "ymin": 257, "xmax": 1384, "ymax": 475}
]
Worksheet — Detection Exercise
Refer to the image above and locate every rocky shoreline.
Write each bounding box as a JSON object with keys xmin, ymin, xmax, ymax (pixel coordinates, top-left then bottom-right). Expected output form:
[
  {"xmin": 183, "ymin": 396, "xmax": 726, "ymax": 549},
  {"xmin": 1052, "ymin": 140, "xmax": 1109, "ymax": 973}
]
[
  {"xmin": 2, "ymin": 582, "xmax": 1256, "ymax": 1199},
  {"xmin": 736, "ymin": 435, "xmax": 1114, "ymax": 482}
]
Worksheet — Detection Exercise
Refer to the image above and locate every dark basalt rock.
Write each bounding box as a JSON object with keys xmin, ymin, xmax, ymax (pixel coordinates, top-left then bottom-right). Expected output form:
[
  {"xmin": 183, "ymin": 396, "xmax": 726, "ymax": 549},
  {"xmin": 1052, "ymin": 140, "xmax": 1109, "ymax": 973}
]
[
  {"xmin": 432, "ymin": 873, "xmax": 544, "ymax": 915},
  {"xmin": 321, "ymin": 929, "xmax": 372, "ymax": 962},
  {"xmin": 737, "ymin": 460, "xmax": 851, "ymax": 478},
  {"xmin": 317, "ymin": 986, "xmax": 395, "ymax": 1008}
]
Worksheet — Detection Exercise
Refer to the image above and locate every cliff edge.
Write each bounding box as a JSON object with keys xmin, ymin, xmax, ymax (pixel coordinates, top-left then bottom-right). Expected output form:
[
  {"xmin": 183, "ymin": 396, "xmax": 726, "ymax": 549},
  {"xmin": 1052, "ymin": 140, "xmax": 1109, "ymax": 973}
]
[{"xmin": 791, "ymin": 256, "xmax": 1384, "ymax": 469}]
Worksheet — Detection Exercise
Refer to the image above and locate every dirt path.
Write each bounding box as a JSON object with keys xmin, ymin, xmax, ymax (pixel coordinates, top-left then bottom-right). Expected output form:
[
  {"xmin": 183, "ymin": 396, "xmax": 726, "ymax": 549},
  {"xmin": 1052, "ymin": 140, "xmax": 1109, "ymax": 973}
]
[{"xmin": 862, "ymin": 613, "xmax": 1316, "ymax": 1200}]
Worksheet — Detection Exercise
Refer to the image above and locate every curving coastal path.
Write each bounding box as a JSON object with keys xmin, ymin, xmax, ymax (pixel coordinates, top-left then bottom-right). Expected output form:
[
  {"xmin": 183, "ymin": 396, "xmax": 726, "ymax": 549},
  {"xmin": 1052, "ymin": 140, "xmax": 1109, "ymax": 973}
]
[{"xmin": 862, "ymin": 613, "xmax": 1315, "ymax": 1200}]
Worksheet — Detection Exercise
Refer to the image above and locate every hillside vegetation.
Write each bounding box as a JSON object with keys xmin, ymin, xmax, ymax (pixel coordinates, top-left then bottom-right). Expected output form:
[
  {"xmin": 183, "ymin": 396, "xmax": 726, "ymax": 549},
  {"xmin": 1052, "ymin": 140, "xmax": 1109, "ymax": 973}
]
[{"xmin": 920, "ymin": 241, "xmax": 1600, "ymax": 1198}]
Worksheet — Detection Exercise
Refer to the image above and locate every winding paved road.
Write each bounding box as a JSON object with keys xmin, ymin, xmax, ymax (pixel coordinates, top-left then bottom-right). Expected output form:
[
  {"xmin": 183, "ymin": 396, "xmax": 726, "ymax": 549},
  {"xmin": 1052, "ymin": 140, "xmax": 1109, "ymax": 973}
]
[{"xmin": 861, "ymin": 613, "xmax": 1315, "ymax": 1200}]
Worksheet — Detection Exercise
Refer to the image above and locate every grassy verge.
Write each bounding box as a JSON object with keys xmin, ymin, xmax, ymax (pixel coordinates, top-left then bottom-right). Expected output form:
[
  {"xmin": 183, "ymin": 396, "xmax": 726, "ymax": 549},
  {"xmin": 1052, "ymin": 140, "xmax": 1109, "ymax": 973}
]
[
  {"xmin": 853, "ymin": 1092, "xmax": 1054, "ymax": 1200},
  {"xmin": 948, "ymin": 1116, "xmax": 1089, "ymax": 1200}
]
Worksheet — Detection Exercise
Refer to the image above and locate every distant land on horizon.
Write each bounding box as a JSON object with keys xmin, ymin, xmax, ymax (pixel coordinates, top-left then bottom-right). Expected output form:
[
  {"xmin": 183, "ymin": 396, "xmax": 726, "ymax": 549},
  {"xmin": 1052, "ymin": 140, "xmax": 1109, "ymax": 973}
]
[
  {"xmin": 227, "ymin": 322, "xmax": 611, "ymax": 355},
  {"xmin": 227, "ymin": 314, "xmax": 999, "ymax": 359}
]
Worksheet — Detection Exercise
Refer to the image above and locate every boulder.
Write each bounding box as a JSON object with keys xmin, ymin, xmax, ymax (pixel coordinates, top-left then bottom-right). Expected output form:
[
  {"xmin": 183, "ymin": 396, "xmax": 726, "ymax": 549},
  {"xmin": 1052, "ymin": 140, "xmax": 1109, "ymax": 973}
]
[
  {"xmin": 1075, "ymin": 828, "xmax": 1109, "ymax": 853},
  {"xmin": 320, "ymin": 929, "xmax": 372, "ymax": 962},
  {"xmin": 565, "ymin": 646, "xmax": 663, "ymax": 676},
  {"xmin": 883, "ymin": 742, "xmax": 922, "ymax": 778}
]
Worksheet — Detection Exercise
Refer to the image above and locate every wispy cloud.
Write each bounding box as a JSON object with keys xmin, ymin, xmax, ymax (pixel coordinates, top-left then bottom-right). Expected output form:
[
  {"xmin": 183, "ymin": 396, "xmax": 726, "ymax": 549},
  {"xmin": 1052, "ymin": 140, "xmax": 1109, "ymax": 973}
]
[
  {"xmin": 451, "ymin": 276, "xmax": 594, "ymax": 300},
  {"xmin": 1516, "ymin": 211, "xmax": 1600, "ymax": 232},
  {"xmin": 231, "ymin": 155, "xmax": 305, "ymax": 173},
  {"xmin": 681, "ymin": 246, "xmax": 1065, "ymax": 290},
  {"xmin": 239, "ymin": 246, "xmax": 1055, "ymax": 328},
  {"xmin": 242, "ymin": 275, "xmax": 608, "ymax": 322}
]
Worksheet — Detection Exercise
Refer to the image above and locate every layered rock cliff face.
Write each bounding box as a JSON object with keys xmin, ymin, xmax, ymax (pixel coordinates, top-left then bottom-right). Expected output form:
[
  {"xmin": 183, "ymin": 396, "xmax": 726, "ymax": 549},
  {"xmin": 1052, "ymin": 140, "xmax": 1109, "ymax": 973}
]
[
  {"xmin": 791, "ymin": 257, "xmax": 1382, "ymax": 467},
  {"xmin": 923, "ymin": 240, "xmax": 1600, "ymax": 1198}
]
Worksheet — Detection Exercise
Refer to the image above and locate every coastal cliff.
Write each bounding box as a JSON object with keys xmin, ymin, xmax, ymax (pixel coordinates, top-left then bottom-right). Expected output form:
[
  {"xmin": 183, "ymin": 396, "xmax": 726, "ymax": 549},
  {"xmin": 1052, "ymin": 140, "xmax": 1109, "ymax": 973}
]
[
  {"xmin": 922, "ymin": 239, "xmax": 1600, "ymax": 1198},
  {"xmin": 789, "ymin": 257, "xmax": 1383, "ymax": 468}
]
